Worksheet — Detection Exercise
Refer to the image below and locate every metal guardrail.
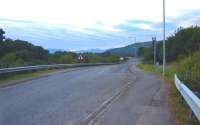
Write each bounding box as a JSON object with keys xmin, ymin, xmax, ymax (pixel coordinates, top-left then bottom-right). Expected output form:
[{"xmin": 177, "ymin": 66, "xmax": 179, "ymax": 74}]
[
  {"xmin": 0, "ymin": 63, "xmax": 116, "ymax": 74},
  {"xmin": 175, "ymin": 74, "xmax": 200, "ymax": 121}
]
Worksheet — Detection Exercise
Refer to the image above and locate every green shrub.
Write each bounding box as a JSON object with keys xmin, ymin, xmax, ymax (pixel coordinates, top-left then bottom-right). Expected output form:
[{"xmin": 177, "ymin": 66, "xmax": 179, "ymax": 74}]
[{"xmin": 177, "ymin": 51, "xmax": 200, "ymax": 92}]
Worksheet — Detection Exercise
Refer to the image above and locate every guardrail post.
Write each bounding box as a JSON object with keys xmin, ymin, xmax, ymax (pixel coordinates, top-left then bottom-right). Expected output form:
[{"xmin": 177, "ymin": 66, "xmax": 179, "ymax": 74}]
[{"xmin": 188, "ymin": 109, "xmax": 193, "ymax": 120}]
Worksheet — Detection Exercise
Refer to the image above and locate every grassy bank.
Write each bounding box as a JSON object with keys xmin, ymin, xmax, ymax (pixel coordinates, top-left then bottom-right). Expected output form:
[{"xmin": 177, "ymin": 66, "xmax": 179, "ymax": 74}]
[
  {"xmin": 138, "ymin": 64, "xmax": 200, "ymax": 125},
  {"xmin": 0, "ymin": 68, "xmax": 76, "ymax": 87}
]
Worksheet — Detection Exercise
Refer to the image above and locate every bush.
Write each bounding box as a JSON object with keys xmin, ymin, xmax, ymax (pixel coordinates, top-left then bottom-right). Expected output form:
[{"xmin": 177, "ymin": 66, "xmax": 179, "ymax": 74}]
[
  {"xmin": 177, "ymin": 51, "xmax": 200, "ymax": 92},
  {"xmin": 0, "ymin": 53, "xmax": 26, "ymax": 67}
]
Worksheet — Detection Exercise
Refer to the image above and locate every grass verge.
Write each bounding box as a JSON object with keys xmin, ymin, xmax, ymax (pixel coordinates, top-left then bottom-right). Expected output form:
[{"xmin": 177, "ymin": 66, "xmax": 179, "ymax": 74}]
[
  {"xmin": 0, "ymin": 68, "xmax": 77, "ymax": 87},
  {"xmin": 137, "ymin": 63, "xmax": 200, "ymax": 125}
]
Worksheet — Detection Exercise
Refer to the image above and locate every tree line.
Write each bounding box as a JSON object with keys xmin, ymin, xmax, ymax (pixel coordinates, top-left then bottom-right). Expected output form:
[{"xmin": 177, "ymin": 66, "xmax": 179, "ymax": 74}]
[
  {"xmin": 0, "ymin": 29, "xmax": 120, "ymax": 68},
  {"xmin": 138, "ymin": 26, "xmax": 200, "ymax": 64},
  {"xmin": 138, "ymin": 26, "xmax": 200, "ymax": 92}
]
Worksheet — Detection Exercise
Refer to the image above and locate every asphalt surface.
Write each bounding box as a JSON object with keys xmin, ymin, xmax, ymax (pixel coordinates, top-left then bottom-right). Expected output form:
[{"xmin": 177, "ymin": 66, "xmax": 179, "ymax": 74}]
[
  {"xmin": 0, "ymin": 59, "xmax": 174, "ymax": 125},
  {"xmin": 91, "ymin": 64, "xmax": 175, "ymax": 125}
]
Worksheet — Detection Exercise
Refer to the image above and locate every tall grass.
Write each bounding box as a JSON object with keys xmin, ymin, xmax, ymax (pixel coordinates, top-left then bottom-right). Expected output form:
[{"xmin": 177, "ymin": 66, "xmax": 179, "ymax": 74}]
[{"xmin": 176, "ymin": 52, "xmax": 200, "ymax": 93}]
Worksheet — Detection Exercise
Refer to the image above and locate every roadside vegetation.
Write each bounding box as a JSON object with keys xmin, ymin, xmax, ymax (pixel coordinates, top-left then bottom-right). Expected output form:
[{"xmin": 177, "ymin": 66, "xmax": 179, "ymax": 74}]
[
  {"xmin": 0, "ymin": 68, "xmax": 76, "ymax": 87},
  {"xmin": 0, "ymin": 28, "xmax": 121, "ymax": 85},
  {"xmin": 138, "ymin": 64, "xmax": 199, "ymax": 125},
  {"xmin": 0, "ymin": 28, "xmax": 120, "ymax": 68},
  {"xmin": 138, "ymin": 26, "xmax": 200, "ymax": 125}
]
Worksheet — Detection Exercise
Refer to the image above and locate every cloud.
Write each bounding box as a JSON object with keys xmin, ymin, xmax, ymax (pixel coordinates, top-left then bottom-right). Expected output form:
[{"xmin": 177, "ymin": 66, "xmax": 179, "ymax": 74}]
[
  {"xmin": 0, "ymin": 0, "xmax": 200, "ymax": 50},
  {"xmin": 0, "ymin": 19, "xmax": 131, "ymax": 50},
  {"xmin": 171, "ymin": 10, "xmax": 200, "ymax": 27},
  {"xmin": 1, "ymin": 0, "xmax": 200, "ymax": 28}
]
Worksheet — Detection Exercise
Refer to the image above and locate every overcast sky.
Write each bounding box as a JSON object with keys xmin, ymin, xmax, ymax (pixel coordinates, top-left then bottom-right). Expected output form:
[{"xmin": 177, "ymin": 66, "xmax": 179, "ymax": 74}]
[{"xmin": 0, "ymin": 0, "xmax": 200, "ymax": 50}]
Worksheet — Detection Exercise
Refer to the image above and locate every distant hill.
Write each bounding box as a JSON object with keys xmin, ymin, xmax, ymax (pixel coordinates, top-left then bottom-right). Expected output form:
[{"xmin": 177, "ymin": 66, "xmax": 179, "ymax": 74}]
[
  {"xmin": 48, "ymin": 48, "xmax": 65, "ymax": 53},
  {"xmin": 105, "ymin": 41, "xmax": 152, "ymax": 56},
  {"xmin": 76, "ymin": 48, "xmax": 105, "ymax": 53},
  {"xmin": 49, "ymin": 48, "xmax": 105, "ymax": 54}
]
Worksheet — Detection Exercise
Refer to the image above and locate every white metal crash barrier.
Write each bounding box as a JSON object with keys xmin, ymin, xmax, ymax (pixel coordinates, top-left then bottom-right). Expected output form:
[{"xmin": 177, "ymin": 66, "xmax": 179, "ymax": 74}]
[
  {"xmin": 0, "ymin": 63, "xmax": 117, "ymax": 74},
  {"xmin": 175, "ymin": 74, "xmax": 200, "ymax": 121}
]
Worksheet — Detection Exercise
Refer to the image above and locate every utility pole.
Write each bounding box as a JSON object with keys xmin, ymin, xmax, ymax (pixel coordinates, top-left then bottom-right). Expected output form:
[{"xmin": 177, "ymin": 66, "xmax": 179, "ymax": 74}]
[
  {"xmin": 152, "ymin": 37, "xmax": 157, "ymax": 65},
  {"xmin": 163, "ymin": 0, "xmax": 166, "ymax": 77}
]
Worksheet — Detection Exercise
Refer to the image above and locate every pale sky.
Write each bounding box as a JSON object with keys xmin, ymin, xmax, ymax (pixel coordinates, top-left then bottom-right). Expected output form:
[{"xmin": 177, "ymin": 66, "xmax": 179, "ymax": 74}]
[{"xmin": 0, "ymin": 0, "xmax": 200, "ymax": 50}]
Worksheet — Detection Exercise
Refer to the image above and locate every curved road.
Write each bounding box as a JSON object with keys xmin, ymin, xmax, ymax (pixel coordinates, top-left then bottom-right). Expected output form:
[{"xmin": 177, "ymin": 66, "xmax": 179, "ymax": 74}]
[{"xmin": 0, "ymin": 59, "xmax": 174, "ymax": 125}]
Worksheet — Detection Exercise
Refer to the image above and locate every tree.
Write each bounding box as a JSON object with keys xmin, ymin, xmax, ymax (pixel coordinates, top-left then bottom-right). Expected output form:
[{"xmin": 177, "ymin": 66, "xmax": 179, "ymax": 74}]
[
  {"xmin": 0, "ymin": 52, "xmax": 25, "ymax": 67},
  {"xmin": 60, "ymin": 55, "xmax": 73, "ymax": 63},
  {"xmin": 0, "ymin": 29, "xmax": 5, "ymax": 41},
  {"xmin": 141, "ymin": 26, "xmax": 200, "ymax": 63}
]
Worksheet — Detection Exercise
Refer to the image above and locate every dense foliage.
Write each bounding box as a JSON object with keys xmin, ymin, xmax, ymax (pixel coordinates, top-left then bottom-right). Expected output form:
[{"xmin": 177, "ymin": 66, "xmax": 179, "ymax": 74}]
[
  {"xmin": 0, "ymin": 29, "xmax": 120, "ymax": 68},
  {"xmin": 0, "ymin": 38, "xmax": 49, "ymax": 67},
  {"xmin": 177, "ymin": 51, "xmax": 200, "ymax": 92},
  {"xmin": 139, "ymin": 26, "xmax": 200, "ymax": 63},
  {"xmin": 138, "ymin": 26, "xmax": 200, "ymax": 92},
  {"xmin": 138, "ymin": 47, "xmax": 153, "ymax": 63},
  {"xmin": 81, "ymin": 52, "xmax": 120, "ymax": 63}
]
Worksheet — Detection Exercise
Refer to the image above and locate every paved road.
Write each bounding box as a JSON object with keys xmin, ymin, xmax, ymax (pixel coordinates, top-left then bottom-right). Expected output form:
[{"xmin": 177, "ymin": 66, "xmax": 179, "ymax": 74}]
[
  {"xmin": 90, "ymin": 64, "xmax": 175, "ymax": 125},
  {"xmin": 0, "ymin": 59, "xmax": 174, "ymax": 125}
]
